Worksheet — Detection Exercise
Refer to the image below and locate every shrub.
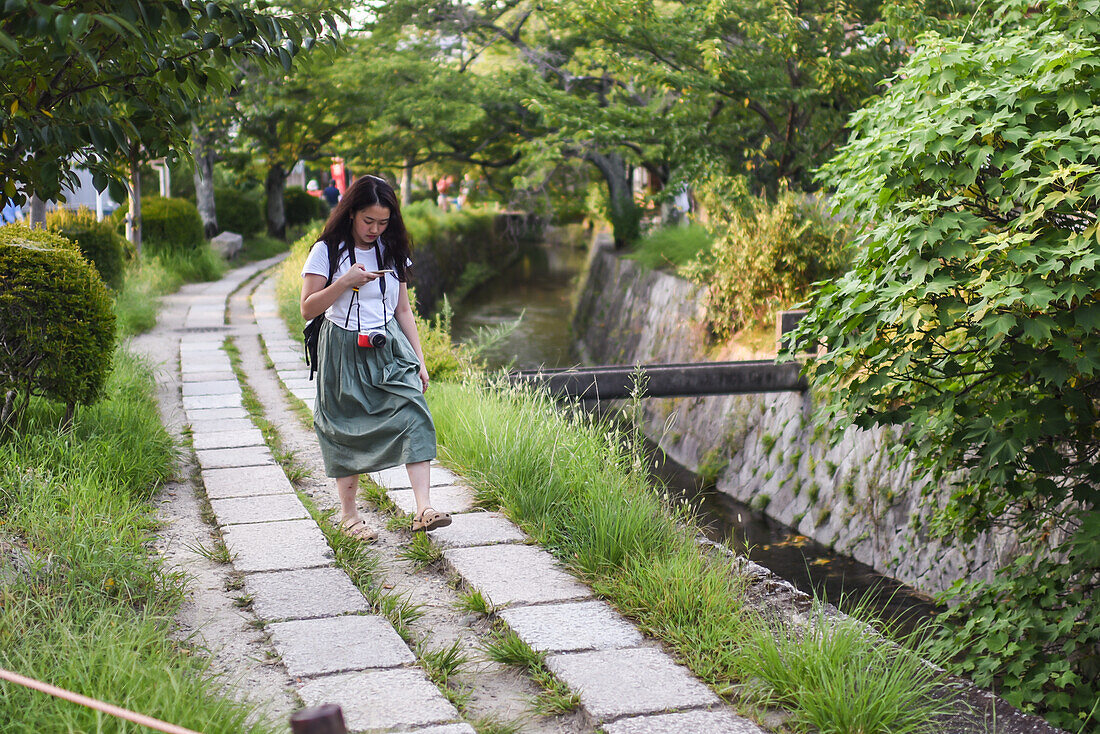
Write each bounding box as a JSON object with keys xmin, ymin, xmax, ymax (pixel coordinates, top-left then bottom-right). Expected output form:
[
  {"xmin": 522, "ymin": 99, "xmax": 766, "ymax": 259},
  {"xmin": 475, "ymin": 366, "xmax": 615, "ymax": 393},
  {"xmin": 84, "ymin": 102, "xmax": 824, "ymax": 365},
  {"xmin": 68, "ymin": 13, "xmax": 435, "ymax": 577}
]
[
  {"xmin": 283, "ymin": 186, "xmax": 328, "ymax": 228},
  {"xmin": 627, "ymin": 223, "xmax": 713, "ymax": 271},
  {"xmin": 794, "ymin": 4, "xmax": 1100, "ymax": 725},
  {"xmin": 45, "ymin": 207, "xmax": 126, "ymax": 288},
  {"xmin": 683, "ymin": 190, "xmax": 851, "ymax": 339},
  {"xmin": 140, "ymin": 196, "xmax": 204, "ymax": 253},
  {"xmin": 214, "ymin": 187, "xmax": 263, "ymax": 236},
  {"xmin": 0, "ymin": 225, "xmax": 115, "ymax": 429}
]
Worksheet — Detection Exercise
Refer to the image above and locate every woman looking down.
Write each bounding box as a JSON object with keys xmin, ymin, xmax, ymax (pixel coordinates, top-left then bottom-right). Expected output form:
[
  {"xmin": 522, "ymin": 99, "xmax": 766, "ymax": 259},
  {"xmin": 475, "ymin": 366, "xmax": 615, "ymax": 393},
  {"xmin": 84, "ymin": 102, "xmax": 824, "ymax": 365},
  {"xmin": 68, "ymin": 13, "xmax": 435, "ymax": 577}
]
[{"xmin": 300, "ymin": 174, "xmax": 451, "ymax": 540}]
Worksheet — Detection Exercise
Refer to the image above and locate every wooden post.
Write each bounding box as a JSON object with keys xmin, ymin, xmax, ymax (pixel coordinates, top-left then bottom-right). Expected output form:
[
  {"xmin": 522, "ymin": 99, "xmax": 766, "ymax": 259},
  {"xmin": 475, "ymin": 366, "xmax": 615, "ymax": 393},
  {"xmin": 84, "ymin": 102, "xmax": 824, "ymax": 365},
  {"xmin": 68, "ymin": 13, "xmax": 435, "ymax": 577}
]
[{"xmin": 289, "ymin": 704, "xmax": 347, "ymax": 734}]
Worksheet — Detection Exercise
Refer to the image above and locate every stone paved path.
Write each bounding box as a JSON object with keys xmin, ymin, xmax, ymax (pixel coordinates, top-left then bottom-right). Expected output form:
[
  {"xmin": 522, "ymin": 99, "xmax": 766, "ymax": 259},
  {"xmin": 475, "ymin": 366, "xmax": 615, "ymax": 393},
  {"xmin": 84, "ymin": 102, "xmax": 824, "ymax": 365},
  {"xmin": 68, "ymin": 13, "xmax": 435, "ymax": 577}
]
[
  {"xmin": 242, "ymin": 270, "xmax": 766, "ymax": 734},
  {"xmin": 172, "ymin": 261, "xmax": 473, "ymax": 734},
  {"xmin": 145, "ymin": 257, "xmax": 1060, "ymax": 734}
]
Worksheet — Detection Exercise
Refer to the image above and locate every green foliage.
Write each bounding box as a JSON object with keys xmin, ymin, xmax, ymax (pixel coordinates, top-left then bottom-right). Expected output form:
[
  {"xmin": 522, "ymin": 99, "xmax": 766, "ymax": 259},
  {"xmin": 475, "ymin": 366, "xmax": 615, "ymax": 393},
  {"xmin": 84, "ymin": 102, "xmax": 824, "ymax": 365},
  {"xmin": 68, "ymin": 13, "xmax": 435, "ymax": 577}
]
[
  {"xmin": 0, "ymin": 350, "xmax": 277, "ymax": 734},
  {"xmin": 792, "ymin": 4, "xmax": 1100, "ymax": 726},
  {"xmin": 140, "ymin": 196, "xmax": 205, "ymax": 253},
  {"xmin": 282, "ymin": 186, "xmax": 328, "ymax": 228},
  {"xmin": 0, "ymin": 225, "xmax": 115, "ymax": 428},
  {"xmin": 45, "ymin": 207, "xmax": 127, "ymax": 288},
  {"xmin": 214, "ymin": 187, "xmax": 264, "ymax": 236},
  {"xmin": 740, "ymin": 600, "xmax": 951, "ymax": 734},
  {"xmin": 0, "ymin": 1, "xmax": 342, "ymax": 205},
  {"xmin": 685, "ymin": 190, "xmax": 851, "ymax": 339},
  {"xmin": 626, "ymin": 224, "xmax": 713, "ymax": 271}
]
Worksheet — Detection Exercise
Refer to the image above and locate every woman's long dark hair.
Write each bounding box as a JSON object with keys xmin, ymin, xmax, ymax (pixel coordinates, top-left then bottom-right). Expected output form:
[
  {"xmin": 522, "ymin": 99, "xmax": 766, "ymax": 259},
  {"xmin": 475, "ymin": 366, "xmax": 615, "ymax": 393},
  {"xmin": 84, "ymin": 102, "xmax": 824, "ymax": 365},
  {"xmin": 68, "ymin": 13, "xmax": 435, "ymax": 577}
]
[{"xmin": 318, "ymin": 174, "xmax": 412, "ymax": 282}]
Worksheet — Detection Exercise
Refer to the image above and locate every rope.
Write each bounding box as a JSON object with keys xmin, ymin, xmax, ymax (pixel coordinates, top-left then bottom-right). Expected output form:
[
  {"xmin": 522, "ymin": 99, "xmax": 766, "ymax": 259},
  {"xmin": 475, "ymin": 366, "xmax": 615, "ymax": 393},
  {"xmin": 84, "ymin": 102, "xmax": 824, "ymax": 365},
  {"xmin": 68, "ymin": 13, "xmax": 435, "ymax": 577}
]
[{"xmin": 0, "ymin": 667, "xmax": 203, "ymax": 734}]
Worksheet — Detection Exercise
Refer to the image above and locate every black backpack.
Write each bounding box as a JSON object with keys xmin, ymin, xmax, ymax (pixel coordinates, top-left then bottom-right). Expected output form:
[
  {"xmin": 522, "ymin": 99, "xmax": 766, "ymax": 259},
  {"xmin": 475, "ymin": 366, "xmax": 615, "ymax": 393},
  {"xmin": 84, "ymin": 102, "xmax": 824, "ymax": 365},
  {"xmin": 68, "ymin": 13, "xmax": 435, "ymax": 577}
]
[{"xmin": 302, "ymin": 241, "xmax": 349, "ymax": 380}]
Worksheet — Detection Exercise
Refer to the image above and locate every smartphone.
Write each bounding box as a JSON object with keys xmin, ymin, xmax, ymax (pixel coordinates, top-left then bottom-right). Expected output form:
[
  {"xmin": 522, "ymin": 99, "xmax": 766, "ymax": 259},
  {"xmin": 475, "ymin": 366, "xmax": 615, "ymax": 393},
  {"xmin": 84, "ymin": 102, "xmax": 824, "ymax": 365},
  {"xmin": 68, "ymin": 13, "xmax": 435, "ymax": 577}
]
[{"xmin": 369, "ymin": 269, "xmax": 394, "ymax": 275}]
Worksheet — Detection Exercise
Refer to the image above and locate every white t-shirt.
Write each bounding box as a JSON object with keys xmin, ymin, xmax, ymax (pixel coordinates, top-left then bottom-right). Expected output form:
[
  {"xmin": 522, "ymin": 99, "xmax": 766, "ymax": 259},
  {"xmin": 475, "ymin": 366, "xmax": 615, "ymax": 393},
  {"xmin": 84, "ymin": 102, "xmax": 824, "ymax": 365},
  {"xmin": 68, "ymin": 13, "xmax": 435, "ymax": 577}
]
[{"xmin": 301, "ymin": 240, "xmax": 411, "ymax": 331}]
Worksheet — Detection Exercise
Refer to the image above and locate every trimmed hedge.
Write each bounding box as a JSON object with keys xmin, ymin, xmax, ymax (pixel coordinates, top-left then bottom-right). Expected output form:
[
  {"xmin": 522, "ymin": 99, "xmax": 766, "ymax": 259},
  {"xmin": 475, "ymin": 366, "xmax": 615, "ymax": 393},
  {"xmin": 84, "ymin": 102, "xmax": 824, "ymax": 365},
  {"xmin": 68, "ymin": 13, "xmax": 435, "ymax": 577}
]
[
  {"xmin": 283, "ymin": 187, "xmax": 329, "ymax": 227},
  {"xmin": 45, "ymin": 207, "xmax": 127, "ymax": 288},
  {"xmin": 0, "ymin": 225, "xmax": 115, "ymax": 425},
  {"xmin": 214, "ymin": 187, "xmax": 263, "ymax": 236},
  {"xmin": 140, "ymin": 196, "xmax": 204, "ymax": 253}
]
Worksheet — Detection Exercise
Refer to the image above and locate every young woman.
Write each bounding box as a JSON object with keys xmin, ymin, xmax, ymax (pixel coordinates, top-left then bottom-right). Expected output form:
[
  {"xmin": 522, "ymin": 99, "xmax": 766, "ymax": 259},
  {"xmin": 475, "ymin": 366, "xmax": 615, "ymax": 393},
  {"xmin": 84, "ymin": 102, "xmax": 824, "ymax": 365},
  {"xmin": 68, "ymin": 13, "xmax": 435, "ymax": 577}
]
[{"xmin": 300, "ymin": 175, "xmax": 451, "ymax": 540}]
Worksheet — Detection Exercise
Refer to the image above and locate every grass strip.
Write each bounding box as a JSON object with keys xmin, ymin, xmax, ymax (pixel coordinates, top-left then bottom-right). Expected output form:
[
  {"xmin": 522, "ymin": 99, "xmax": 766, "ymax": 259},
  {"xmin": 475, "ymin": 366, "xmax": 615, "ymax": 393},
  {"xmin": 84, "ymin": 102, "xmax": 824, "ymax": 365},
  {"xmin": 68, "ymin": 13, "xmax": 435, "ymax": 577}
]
[
  {"xmin": 428, "ymin": 379, "xmax": 952, "ymax": 733},
  {"xmin": 0, "ymin": 349, "xmax": 279, "ymax": 734}
]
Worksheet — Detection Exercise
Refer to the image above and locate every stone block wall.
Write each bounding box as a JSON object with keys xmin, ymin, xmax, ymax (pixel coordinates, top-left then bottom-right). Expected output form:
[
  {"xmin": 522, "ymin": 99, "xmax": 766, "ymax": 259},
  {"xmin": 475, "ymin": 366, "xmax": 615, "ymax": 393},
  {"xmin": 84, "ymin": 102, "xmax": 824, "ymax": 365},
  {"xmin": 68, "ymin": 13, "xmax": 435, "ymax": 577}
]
[{"xmin": 573, "ymin": 243, "xmax": 1019, "ymax": 595}]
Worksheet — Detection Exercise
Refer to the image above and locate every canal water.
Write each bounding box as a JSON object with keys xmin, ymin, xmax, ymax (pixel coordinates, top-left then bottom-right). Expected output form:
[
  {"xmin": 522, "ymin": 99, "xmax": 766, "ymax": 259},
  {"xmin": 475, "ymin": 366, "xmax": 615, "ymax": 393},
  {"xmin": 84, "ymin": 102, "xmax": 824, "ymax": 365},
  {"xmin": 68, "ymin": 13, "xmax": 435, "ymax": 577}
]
[{"xmin": 451, "ymin": 239, "xmax": 939, "ymax": 632}]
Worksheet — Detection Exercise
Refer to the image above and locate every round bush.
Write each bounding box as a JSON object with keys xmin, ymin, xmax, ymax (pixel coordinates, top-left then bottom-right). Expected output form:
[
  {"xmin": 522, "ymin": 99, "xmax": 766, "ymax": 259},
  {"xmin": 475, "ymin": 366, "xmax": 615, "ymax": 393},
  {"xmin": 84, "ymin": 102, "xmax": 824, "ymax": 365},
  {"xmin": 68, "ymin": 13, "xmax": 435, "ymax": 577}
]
[
  {"xmin": 0, "ymin": 224, "xmax": 116, "ymax": 417},
  {"xmin": 283, "ymin": 187, "xmax": 328, "ymax": 228},
  {"xmin": 140, "ymin": 196, "xmax": 204, "ymax": 253},
  {"xmin": 214, "ymin": 187, "xmax": 263, "ymax": 236},
  {"xmin": 45, "ymin": 207, "xmax": 126, "ymax": 288}
]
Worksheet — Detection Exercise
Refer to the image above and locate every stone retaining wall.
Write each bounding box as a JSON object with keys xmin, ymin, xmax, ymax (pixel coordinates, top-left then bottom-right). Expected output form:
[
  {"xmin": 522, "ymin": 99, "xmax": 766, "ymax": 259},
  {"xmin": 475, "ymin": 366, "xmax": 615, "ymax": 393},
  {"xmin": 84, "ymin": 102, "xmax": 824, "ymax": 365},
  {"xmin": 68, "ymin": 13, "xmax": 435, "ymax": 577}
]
[{"xmin": 572, "ymin": 241, "xmax": 1019, "ymax": 595}]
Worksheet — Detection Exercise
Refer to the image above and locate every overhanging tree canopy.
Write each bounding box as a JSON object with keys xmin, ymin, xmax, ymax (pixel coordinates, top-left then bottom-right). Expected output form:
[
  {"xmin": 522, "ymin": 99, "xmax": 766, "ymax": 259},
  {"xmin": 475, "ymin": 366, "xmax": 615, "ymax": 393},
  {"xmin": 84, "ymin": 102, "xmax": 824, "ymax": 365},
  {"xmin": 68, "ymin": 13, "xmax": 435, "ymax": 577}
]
[{"xmin": 0, "ymin": 0, "xmax": 342, "ymax": 204}]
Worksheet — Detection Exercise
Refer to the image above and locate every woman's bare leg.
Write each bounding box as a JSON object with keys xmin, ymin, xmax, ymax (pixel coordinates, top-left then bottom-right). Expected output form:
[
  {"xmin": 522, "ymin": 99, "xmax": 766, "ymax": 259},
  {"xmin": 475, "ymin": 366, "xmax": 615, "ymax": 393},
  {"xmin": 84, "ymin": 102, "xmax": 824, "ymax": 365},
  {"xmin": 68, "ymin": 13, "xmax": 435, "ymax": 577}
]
[
  {"xmin": 336, "ymin": 474, "xmax": 360, "ymax": 524},
  {"xmin": 406, "ymin": 461, "xmax": 431, "ymax": 516}
]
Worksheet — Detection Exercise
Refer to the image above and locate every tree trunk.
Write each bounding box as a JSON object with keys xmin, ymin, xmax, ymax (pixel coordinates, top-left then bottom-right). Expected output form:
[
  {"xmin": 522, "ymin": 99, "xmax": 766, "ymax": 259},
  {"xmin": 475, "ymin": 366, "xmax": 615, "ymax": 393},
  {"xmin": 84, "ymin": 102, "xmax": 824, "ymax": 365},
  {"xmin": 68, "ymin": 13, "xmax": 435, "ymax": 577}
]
[
  {"xmin": 28, "ymin": 195, "xmax": 45, "ymax": 228},
  {"xmin": 585, "ymin": 150, "xmax": 638, "ymax": 248},
  {"xmin": 126, "ymin": 145, "xmax": 143, "ymax": 256},
  {"xmin": 192, "ymin": 121, "xmax": 219, "ymax": 238},
  {"xmin": 400, "ymin": 158, "xmax": 414, "ymax": 206},
  {"xmin": 265, "ymin": 163, "xmax": 287, "ymax": 240}
]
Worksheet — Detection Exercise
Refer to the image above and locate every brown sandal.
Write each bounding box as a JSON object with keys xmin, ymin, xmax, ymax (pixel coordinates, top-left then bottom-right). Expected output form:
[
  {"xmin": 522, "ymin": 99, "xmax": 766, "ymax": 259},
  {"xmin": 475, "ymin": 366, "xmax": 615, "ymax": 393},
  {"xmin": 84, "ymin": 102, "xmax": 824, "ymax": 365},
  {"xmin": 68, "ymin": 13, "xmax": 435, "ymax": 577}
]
[
  {"xmin": 338, "ymin": 517, "xmax": 378, "ymax": 543},
  {"xmin": 412, "ymin": 507, "xmax": 452, "ymax": 533}
]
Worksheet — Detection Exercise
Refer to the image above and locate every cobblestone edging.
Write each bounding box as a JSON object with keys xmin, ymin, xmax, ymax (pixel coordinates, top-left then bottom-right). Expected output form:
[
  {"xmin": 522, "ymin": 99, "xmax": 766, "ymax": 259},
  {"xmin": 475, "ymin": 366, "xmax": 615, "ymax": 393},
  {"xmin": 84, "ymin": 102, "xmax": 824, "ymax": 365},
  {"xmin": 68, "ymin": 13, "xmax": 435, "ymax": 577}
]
[
  {"xmin": 247, "ymin": 275, "xmax": 767, "ymax": 734},
  {"xmin": 572, "ymin": 244, "xmax": 1022, "ymax": 596}
]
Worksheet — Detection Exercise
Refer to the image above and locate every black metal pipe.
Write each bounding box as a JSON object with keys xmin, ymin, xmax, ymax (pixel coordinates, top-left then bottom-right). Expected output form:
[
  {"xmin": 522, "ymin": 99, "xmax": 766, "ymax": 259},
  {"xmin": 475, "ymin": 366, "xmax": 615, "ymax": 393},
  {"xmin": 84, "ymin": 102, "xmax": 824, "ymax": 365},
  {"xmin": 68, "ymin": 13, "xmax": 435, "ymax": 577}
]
[{"xmin": 508, "ymin": 360, "xmax": 807, "ymax": 401}]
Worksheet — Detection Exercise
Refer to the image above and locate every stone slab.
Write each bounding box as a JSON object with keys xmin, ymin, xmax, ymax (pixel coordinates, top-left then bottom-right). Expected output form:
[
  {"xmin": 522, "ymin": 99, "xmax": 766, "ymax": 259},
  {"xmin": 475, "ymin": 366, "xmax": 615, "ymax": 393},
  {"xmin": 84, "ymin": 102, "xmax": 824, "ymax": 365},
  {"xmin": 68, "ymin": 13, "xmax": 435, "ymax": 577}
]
[
  {"xmin": 182, "ymin": 380, "xmax": 240, "ymax": 397},
  {"xmin": 281, "ymin": 378, "xmax": 314, "ymax": 392},
  {"xmin": 267, "ymin": 349, "xmax": 303, "ymax": 363},
  {"xmin": 222, "ymin": 519, "xmax": 332, "ymax": 572},
  {"xmin": 183, "ymin": 393, "xmax": 243, "ymax": 411},
  {"xmin": 444, "ymin": 545, "xmax": 590, "ymax": 607},
  {"xmin": 500, "ymin": 600, "xmax": 643, "ymax": 653},
  {"xmin": 388, "ymin": 486, "xmax": 475, "ymax": 517},
  {"xmin": 181, "ymin": 370, "xmax": 237, "ymax": 383},
  {"xmin": 298, "ymin": 669, "xmax": 459, "ymax": 731},
  {"xmin": 245, "ymin": 567, "xmax": 369, "ymax": 621},
  {"xmin": 180, "ymin": 356, "xmax": 232, "ymax": 372},
  {"xmin": 401, "ymin": 726, "xmax": 477, "ymax": 734},
  {"xmin": 185, "ymin": 407, "xmax": 249, "ymax": 422},
  {"xmin": 195, "ymin": 446, "xmax": 275, "ymax": 470},
  {"xmin": 202, "ymin": 465, "xmax": 295, "ymax": 499},
  {"xmin": 545, "ymin": 648, "xmax": 719, "ymax": 721},
  {"xmin": 268, "ymin": 615, "xmax": 414, "ymax": 676},
  {"xmin": 370, "ymin": 464, "xmax": 459, "ymax": 489},
  {"xmin": 187, "ymin": 418, "xmax": 257, "ymax": 436},
  {"xmin": 192, "ymin": 428, "xmax": 265, "ymax": 451},
  {"xmin": 210, "ymin": 494, "xmax": 309, "ymax": 526},
  {"xmin": 603, "ymin": 711, "xmax": 767, "ymax": 734},
  {"xmin": 428, "ymin": 512, "xmax": 526, "ymax": 549},
  {"xmin": 179, "ymin": 341, "xmax": 224, "ymax": 354}
]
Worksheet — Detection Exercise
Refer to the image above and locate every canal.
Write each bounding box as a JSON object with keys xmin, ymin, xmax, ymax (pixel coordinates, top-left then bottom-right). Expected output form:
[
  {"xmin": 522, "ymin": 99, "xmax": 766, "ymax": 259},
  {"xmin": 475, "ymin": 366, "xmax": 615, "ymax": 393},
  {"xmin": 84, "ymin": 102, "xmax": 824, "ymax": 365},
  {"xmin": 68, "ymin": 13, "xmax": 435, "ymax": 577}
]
[{"xmin": 450, "ymin": 237, "xmax": 939, "ymax": 632}]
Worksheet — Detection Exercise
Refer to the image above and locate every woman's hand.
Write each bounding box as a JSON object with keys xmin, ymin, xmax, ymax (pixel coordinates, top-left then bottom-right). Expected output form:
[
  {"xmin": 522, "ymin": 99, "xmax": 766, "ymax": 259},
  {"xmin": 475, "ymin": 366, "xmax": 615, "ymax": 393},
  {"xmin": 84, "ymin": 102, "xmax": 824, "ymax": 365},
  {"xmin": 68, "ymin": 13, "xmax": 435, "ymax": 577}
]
[
  {"xmin": 418, "ymin": 364, "xmax": 429, "ymax": 393},
  {"xmin": 340, "ymin": 263, "xmax": 382, "ymax": 290}
]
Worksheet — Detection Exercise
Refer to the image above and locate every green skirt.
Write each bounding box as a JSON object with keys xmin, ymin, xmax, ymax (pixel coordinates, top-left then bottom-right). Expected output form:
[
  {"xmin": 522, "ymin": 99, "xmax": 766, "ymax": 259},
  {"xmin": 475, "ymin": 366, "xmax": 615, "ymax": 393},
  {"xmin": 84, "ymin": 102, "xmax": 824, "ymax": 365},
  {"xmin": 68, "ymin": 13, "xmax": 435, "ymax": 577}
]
[{"xmin": 314, "ymin": 318, "xmax": 437, "ymax": 477}]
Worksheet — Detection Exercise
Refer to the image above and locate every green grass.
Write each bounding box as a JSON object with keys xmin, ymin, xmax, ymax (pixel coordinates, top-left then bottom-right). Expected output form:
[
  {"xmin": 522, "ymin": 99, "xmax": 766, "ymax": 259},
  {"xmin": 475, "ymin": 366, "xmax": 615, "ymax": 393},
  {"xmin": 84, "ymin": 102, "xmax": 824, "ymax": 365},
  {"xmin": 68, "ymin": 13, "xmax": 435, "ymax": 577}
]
[
  {"xmin": 455, "ymin": 588, "xmax": 495, "ymax": 616},
  {"xmin": 429, "ymin": 379, "xmax": 950, "ymax": 730},
  {"xmin": 625, "ymin": 223, "xmax": 713, "ymax": 270},
  {"xmin": 398, "ymin": 532, "xmax": 444, "ymax": 568},
  {"xmin": 0, "ymin": 349, "xmax": 279, "ymax": 733},
  {"xmin": 114, "ymin": 247, "xmax": 229, "ymax": 337},
  {"xmin": 479, "ymin": 628, "xmax": 579, "ymax": 715},
  {"xmin": 741, "ymin": 600, "xmax": 951, "ymax": 734}
]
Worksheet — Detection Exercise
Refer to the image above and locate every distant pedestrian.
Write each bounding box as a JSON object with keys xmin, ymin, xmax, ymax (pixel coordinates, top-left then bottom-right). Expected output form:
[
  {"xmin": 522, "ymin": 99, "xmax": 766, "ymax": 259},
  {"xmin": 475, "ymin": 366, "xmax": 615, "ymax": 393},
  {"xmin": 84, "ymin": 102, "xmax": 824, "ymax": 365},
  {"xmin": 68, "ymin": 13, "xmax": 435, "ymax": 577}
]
[
  {"xmin": 1, "ymin": 198, "xmax": 24, "ymax": 224},
  {"xmin": 300, "ymin": 175, "xmax": 450, "ymax": 541},
  {"xmin": 323, "ymin": 180, "xmax": 340, "ymax": 207}
]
